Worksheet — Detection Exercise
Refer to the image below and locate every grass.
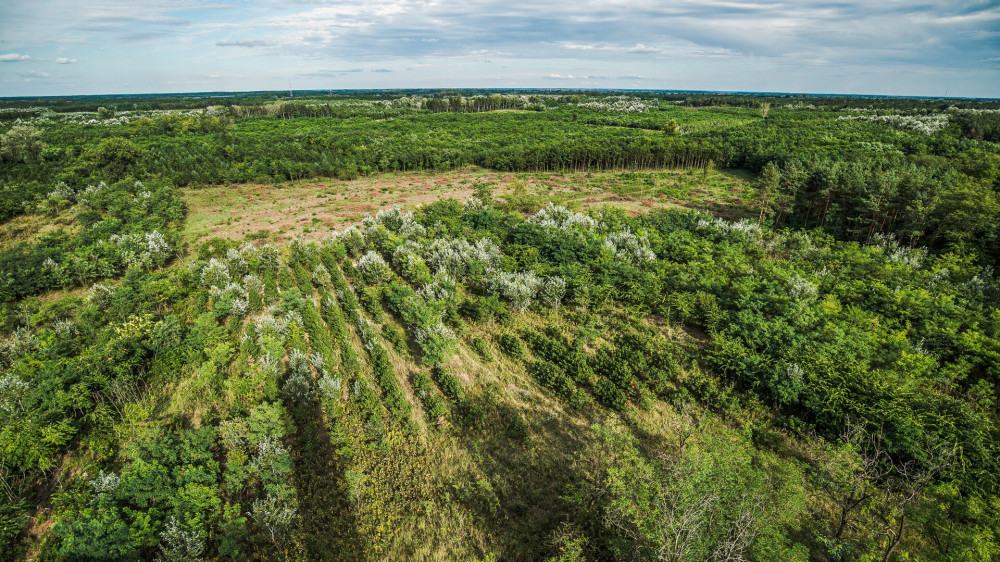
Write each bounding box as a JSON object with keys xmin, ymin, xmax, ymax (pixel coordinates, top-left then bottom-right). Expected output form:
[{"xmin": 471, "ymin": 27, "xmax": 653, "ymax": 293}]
[{"xmin": 180, "ymin": 166, "xmax": 755, "ymax": 245}]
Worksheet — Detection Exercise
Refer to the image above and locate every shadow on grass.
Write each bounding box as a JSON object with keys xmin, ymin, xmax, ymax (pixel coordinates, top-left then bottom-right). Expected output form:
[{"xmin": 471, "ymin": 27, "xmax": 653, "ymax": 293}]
[
  {"xmin": 455, "ymin": 391, "xmax": 597, "ymax": 560},
  {"xmin": 287, "ymin": 402, "xmax": 365, "ymax": 561}
]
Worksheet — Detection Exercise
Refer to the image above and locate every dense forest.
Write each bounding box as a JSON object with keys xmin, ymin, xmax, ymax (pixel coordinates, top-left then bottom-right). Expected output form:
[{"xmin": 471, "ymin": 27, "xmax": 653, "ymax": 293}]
[{"xmin": 1, "ymin": 90, "xmax": 998, "ymax": 561}]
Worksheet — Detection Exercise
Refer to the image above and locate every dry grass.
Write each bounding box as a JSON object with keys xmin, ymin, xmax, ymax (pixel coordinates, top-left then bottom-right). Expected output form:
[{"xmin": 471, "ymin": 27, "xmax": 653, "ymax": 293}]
[
  {"xmin": 0, "ymin": 209, "xmax": 79, "ymax": 249},
  {"xmin": 181, "ymin": 166, "xmax": 754, "ymax": 246}
]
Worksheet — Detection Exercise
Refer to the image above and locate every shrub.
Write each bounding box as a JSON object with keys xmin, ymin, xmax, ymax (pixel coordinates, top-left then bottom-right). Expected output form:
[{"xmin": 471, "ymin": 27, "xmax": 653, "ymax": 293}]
[
  {"xmin": 312, "ymin": 263, "xmax": 332, "ymax": 287},
  {"xmin": 496, "ymin": 333, "xmax": 525, "ymax": 358},
  {"xmin": 458, "ymin": 295, "xmax": 508, "ymax": 322},
  {"xmin": 283, "ymin": 353, "xmax": 316, "ymax": 406},
  {"xmin": 362, "ymin": 205, "xmax": 426, "ymax": 239},
  {"xmin": 527, "ymin": 203, "xmax": 598, "ymax": 232},
  {"xmin": 432, "ymin": 366, "xmax": 464, "ymax": 402},
  {"xmin": 424, "ymin": 237, "xmax": 502, "ymax": 279},
  {"xmin": 485, "ymin": 270, "xmax": 542, "ymax": 311},
  {"xmin": 593, "ymin": 377, "xmax": 629, "ymax": 410},
  {"xmin": 604, "ymin": 228, "xmax": 656, "ymax": 264},
  {"xmin": 249, "ymin": 494, "xmax": 296, "ymax": 543},
  {"xmin": 411, "ymin": 372, "xmax": 449, "ymax": 425},
  {"xmin": 415, "ymin": 321, "xmax": 455, "ymax": 366},
  {"xmin": 527, "ymin": 360, "xmax": 576, "ymax": 400},
  {"xmin": 382, "ymin": 323, "xmax": 408, "ymax": 354},
  {"xmin": 470, "ymin": 337, "xmax": 493, "ymax": 362},
  {"xmin": 356, "ymin": 251, "xmax": 392, "ymax": 285},
  {"xmin": 539, "ymin": 276, "xmax": 567, "ymax": 308},
  {"xmin": 329, "ymin": 226, "xmax": 365, "ymax": 256},
  {"xmin": 0, "ymin": 125, "xmax": 45, "ymax": 163},
  {"xmin": 359, "ymin": 286, "xmax": 384, "ymax": 321}
]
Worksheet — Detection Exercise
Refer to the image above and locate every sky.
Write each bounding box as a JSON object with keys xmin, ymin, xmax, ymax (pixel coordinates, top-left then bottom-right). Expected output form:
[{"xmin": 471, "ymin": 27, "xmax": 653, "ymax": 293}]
[{"xmin": 1, "ymin": 0, "xmax": 998, "ymax": 98}]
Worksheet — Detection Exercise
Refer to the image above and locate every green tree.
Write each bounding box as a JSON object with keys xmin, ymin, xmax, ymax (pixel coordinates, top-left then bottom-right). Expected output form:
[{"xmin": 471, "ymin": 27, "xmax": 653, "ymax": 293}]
[
  {"xmin": 756, "ymin": 162, "xmax": 781, "ymax": 221},
  {"xmin": 87, "ymin": 137, "xmax": 144, "ymax": 180},
  {"xmin": 0, "ymin": 125, "xmax": 45, "ymax": 163},
  {"xmin": 663, "ymin": 119, "xmax": 679, "ymax": 136}
]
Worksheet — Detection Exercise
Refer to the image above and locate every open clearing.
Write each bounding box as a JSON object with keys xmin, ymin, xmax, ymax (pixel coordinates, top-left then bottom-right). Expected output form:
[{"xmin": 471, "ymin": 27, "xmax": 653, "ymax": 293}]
[{"xmin": 181, "ymin": 166, "xmax": 754, "ymax": 244}]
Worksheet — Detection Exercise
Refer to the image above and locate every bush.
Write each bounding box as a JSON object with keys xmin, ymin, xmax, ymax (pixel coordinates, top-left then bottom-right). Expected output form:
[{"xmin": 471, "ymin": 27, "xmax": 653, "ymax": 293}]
[
  {"xmin": 432, "ymin": 366, "xmax": 464, "ymax": 402},
  {"xmin": 593, "ymin": 377, "xmax": 628, "ymax": 410},
  {"xmin": 411, "ymin": 372, "xmax": 449, "ymax": 425},
  {"xmin": 1, "ymin": 125, "xmax": 45, "ymax": 164},
  {"xmin": 459, "ymin": 294, "xmax": 509, "ymax": 322},
  {"xmin": 356, "ymin": 251, "xmax": 392, "ymax": 285},
  {"xmin": 382, "ymin": 323, "xmax": 408, "ymax": 354},
  {"xmin": 496, "ymin": 332, "xmax": 525, "ymax": 358},
  {"xmin": 470, "ymin": 337, "xmax": 493, "ymax": 362},
  {"xmin": 527, "ymin": 360, "xmax": 576, "ymax": 400},
  {"xmin": 416, "ymin": 321, "xmax": 455, "ymax": 366}
]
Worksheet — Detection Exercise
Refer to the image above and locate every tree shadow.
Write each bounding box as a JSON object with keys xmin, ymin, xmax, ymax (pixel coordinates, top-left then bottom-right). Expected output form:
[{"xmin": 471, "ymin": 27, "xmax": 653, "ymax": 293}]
[
  {"xmin": 287, "ymin": 401, "xmax": 365, "ymax": 561},
  {"xmin": 454, "ymin": 392, "xmax": 597, "ymax": 560}
]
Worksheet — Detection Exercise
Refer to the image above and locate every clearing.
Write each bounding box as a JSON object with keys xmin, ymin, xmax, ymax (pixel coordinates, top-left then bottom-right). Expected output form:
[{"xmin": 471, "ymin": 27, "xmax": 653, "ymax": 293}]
[{"xmin": 181, "ymin": 166, "xmax": 754, "ymax": 244}]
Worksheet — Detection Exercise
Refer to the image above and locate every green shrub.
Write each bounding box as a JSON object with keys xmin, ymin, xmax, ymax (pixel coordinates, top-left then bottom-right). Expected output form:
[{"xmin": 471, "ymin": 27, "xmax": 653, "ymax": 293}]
[
  {"xmin": 382, "ymin": 323, "xmax": 408, "ymax": 354},
  {"xmin": 432, "ymin": 366, "xmax": 464, "ymax": 402},
  {"xmin": 470, "ymin": 337, "xmax": 493, "ymax": 362},
  {"xmin": 496, "ymin": 332, "xmax": 525, "ymax": 358}
]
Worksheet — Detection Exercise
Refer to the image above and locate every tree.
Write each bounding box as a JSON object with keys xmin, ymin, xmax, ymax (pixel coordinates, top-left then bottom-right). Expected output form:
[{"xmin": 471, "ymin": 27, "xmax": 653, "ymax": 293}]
[
  {"xmin": 0, "ymin": 125, "xmax": 45, "ymax": 163},
  {"xmin": 759, "ymin": 102, "xmax": 771, "ymax": 120},
  {"xmin": 755, "ymin": 162, "xmax": 781, "ymax": 221},
  {"xmin": 813, "ymin": 421, "xmax": 951, "ymax": 561},
  {"xmin": 86, "ymin": 137, "xmax": 144, "ymax": 180},
  {"xmin": 701, "ymin": 159, "xmax": 716, "ymax": 185}
]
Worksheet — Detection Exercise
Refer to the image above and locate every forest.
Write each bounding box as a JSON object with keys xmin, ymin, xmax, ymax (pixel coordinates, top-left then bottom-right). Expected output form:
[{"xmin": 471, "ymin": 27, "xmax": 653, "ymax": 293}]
[{"xmin": 0, "ymin": 90, "xmax": 998, "ymax": 561}]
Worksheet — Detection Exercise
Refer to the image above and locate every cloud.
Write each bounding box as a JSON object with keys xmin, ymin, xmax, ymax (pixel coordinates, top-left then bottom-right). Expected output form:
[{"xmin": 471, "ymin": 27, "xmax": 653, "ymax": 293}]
[
  {"xmin": 625, "ymin": 44, "xmax": 662, "ymax": 54},
  {"xmin": 1, "ymin": 0, "xmax": 998, "ymax": 96},
  {"xmin": 370, "ymin": 68, "xmax": 392, "ymax": 73},
  {"xmin": 618, "ymin": 74, "xmax": 645, "ymax": 80},
  {"xmin": 216, "ymin": 39, "xmax": 269, "ymax": 48},
  {"xmin": 301, "ymin": 68, "xmax": 364, "ymax": 78},
  {"xmin": 18, "ymin": 71, "xmax": 50, "ymax": 80},
  {"xmin": 55, "ymin": 57, "xmax": 78, "ymax": 64},
  {"xmin": 1, "ymin": 53, "xmax": 36, "ymax": 62}
]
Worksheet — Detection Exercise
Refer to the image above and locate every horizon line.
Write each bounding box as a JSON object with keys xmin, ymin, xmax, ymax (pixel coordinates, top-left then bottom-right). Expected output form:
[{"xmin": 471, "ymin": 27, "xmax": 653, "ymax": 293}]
[{"xmin": 2, "ymin": 87, "xmax": 997, "ymax": 102}]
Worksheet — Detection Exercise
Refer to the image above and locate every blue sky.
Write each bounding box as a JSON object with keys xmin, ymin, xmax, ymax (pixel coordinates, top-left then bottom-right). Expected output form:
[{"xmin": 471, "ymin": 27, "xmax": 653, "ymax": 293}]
[{"xmin": 1, "ymin": 0, "xmax": 998, "ymax": 97}]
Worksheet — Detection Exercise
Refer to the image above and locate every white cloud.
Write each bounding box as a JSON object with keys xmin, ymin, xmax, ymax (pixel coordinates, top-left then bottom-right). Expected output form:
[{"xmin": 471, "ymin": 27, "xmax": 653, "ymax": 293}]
[
  {"xmin": 55, "ymin": 57, "xmax": 78, "ymax": 64},
  {"xmin": 1, "ymin": 53, "xmax": 35, "ymax": 62},
  {"xmin": 18, "ymin": 70, "xmax": 50, "ymax": 80},
  {"xmin": 216, "ymin": 39, "xmax": 269, "ymax": 47},
  {"xmin": 625, "ymin": 44, "xmax": 662, "ymax": 54},
  {"xmin": 1, "ymin": 0, "xmax": 998, "ymax": 96}
]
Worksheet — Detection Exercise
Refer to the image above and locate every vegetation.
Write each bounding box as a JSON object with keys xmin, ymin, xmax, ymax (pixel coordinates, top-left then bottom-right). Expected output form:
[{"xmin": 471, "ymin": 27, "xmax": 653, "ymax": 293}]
[{"xmin": 1, "ymin": 90, "xmax": 998, "ymax": 561}]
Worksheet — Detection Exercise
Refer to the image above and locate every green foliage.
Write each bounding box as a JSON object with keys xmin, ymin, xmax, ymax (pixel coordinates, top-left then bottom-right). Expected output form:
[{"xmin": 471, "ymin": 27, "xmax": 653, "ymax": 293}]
[
  {"xmin": 496, "ymin": 332, "xmax": 526, "ymax": 358},
  {"xmin": 0, "ymin": 125, "xmax": 45, "ymax": 163},
  {"xmin": 3, "ymin": 91, "xmax": 1000, "ymax": 561},
  {"xmin": 411, "ymin": 371, "xmax": 449, "ymax": 426},
  {"xmin": 0, "ymin": 177, "xmax": 184, "ymax": 301},
  {"xmin": 84, "ymin": 137, "xmax": 145, "ymax": 180},
  {"xmin": 382, "ymin": 322, "xmax": 408, "ymax": 354},
  {"xmin": 431, "ymin": 365, "xmax": 465, "ymax": 403},
  {"xmin": 470, "ymin": 336, "xmax": 493, "ymax": 362}
]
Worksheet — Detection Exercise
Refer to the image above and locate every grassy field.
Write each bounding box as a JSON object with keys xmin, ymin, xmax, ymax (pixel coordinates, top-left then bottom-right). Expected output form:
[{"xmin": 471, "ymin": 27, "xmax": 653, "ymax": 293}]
[{"xmin": 181, "ymin": 166, "xmax": 755, "ymax": 245}]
